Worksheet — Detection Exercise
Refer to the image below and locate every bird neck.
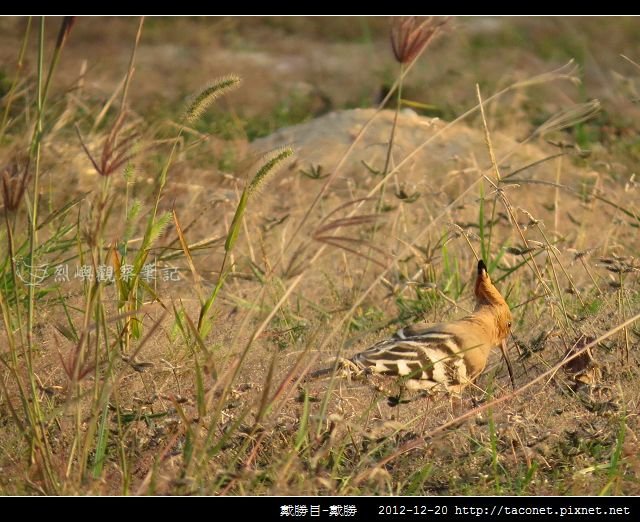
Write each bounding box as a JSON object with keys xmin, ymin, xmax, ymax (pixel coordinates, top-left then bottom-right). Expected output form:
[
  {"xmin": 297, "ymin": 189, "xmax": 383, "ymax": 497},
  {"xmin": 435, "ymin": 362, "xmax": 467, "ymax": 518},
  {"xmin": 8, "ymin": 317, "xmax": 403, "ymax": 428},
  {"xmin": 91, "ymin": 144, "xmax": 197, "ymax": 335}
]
[{"xmin": 463, "ymin": 305, "xmax": 504, "ymax": 345}]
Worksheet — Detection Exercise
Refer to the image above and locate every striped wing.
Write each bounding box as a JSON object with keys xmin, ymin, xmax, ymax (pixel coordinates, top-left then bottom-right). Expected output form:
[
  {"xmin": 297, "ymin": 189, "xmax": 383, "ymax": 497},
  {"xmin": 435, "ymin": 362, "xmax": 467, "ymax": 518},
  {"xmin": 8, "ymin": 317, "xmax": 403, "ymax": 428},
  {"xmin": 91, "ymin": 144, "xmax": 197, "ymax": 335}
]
[{"xmin": 352, "ymin": 331, "xmax": 468, "ymax": 389}]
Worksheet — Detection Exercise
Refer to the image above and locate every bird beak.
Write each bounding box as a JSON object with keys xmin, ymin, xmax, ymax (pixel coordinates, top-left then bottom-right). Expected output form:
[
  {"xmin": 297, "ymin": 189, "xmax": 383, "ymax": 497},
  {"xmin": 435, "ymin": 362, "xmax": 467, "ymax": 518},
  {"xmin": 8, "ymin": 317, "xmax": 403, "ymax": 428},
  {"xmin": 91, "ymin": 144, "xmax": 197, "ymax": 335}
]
[{"xmin": 500, "ymin": 338, "xmax": 516, "ymax": 389}]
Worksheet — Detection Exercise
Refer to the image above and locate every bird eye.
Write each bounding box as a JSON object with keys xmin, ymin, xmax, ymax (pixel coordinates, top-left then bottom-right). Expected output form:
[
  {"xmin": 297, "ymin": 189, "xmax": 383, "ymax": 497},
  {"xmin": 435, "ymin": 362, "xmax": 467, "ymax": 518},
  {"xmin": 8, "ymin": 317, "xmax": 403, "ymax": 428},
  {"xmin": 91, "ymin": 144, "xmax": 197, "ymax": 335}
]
[{"xmin": 508, "ymin": 322, "xmax": 512, "ymax": 329}]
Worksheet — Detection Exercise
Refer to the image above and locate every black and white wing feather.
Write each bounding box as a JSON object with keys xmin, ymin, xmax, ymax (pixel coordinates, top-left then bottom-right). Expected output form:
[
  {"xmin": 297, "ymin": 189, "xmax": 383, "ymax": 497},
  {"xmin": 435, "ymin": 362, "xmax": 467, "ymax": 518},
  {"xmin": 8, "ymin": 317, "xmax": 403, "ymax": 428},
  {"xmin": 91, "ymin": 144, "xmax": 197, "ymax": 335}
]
[{"xmin": 352, "ymin": 330, "xmax": 469, "ymax": 390}]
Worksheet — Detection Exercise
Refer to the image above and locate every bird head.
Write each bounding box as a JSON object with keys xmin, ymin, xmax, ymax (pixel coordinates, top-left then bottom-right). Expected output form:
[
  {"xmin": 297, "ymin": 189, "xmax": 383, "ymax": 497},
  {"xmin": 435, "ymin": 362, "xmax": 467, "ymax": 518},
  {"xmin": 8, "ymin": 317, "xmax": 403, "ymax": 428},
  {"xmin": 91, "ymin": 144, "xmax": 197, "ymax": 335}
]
[{"xmin": 475, "ymin": 259, "xmax": 512, "ymax": 340}]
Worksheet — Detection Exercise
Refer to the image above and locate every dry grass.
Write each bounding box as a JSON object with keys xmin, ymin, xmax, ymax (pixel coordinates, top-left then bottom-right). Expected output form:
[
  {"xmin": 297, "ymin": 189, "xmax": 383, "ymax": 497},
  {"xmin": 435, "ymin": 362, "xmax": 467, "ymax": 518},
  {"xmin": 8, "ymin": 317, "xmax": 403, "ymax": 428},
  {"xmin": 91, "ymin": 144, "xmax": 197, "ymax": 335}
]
[{"xmin": 0, "ymin": 16, "xmax": 639, "ymax": 496}]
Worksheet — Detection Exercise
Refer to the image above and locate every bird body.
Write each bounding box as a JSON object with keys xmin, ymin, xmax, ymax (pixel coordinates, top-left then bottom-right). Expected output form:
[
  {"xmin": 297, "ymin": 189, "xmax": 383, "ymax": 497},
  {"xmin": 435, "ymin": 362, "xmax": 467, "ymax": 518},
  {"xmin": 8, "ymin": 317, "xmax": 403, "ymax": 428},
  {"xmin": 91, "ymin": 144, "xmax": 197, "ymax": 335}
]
[{"xmin": 348, "ymin": 260, "xmax": 512, "ymax": 393}]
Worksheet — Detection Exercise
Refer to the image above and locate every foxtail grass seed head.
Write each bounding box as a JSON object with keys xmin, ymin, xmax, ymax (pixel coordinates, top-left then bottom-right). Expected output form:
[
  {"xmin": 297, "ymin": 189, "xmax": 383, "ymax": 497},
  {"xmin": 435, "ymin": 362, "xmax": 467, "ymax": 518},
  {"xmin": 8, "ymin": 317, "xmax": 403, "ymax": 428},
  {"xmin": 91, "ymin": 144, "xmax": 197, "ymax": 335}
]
[
  {"xmin": 224, "ymin": 147, "xmax": 294, "ymax": 253},
  {"xmin": 248, "ymin": 147, "xmax": 294, "ymax": 197},
  {"xmin": 184, "ymin": 75, "xmax": 241, "ymax": 123},
  {"xmin": 390, "ymin": 16, "xmax": 448, "ymax": 64}
]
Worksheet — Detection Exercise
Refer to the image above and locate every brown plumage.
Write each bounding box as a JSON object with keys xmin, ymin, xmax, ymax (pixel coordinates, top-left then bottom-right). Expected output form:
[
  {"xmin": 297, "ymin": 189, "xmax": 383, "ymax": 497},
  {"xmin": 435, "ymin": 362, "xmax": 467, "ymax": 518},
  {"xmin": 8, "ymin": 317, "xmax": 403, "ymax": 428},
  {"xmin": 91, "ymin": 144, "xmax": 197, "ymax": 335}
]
[{"xmin": 350, "ymin": 260, "xmax": 513, "ymax": 393}]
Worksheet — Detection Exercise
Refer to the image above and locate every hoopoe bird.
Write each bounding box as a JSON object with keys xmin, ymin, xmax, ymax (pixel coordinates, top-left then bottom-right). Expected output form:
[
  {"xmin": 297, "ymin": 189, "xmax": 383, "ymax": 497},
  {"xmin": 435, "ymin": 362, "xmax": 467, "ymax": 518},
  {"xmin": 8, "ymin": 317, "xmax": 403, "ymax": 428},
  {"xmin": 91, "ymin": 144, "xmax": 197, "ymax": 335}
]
[{"xmin": 319, "ymin": 260, "xmax": 513, "ymax": 394}]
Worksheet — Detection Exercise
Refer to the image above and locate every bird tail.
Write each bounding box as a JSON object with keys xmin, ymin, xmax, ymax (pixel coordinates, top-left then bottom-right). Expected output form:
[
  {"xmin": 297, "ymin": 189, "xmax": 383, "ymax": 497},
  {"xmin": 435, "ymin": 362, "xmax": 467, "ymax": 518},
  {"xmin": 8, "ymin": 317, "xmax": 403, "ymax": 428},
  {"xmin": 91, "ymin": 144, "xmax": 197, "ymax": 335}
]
[
  {"xmin": 306, "ymin": 366, "xmax": 335, "ymax": 380},
  {"xmin": 304, "ymin": 357, "xmax": 355, "ymax": 382}
]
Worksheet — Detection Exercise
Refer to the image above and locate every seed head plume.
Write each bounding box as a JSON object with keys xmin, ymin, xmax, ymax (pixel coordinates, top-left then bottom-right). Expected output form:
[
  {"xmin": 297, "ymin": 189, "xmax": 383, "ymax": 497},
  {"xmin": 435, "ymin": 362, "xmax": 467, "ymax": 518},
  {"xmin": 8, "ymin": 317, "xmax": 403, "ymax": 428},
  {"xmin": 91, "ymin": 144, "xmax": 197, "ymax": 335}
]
[
  {"xmin": 55, "ymin": 16, "xmax": 76, "ymax": 51},
  {"xmin": 390, "ymin": 16, "xmax": 449, "ymax": 65},
  {"xmin": 248, "ymin": 147, "xmax": 294, "ymax": 197},
  {"xmin": 224, "ymin": 147, "xmax": 294, "ymax": 253},
  {"xmin": 1, "ymin": 158, "xmax": 29, "ymax": 214},
  {"xmin": 184, "ymin": 75, "xmax": 242, "ymax": 123},
  {"xmin": 531, "ymin": 100, "xmax": 601, "ymax": 139}
]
